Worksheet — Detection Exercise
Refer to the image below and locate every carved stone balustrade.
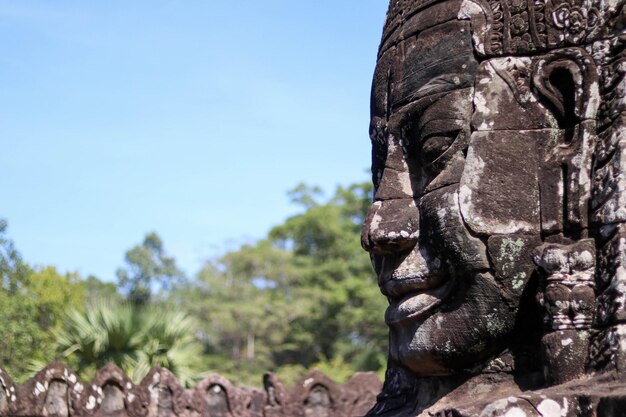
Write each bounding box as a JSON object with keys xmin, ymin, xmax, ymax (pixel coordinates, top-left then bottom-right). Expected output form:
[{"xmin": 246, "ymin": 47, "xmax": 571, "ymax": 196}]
[{"xmin": 0, "ymin": 363, "xmax": 381, "ymax": 417}]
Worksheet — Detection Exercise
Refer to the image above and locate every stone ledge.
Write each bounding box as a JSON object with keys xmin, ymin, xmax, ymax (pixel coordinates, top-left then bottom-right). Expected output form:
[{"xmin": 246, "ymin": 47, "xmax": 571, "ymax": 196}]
[{"xmin": 0, "ymin": 363, "xmax": 381, "ymax": 417}]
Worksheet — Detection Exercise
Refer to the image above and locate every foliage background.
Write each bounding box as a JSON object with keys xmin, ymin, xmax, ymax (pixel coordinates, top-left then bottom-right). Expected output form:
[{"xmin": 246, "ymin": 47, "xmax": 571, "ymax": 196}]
[{"xmin": 0, "ymin": 181, "xmax": 387, "ymax": 387}]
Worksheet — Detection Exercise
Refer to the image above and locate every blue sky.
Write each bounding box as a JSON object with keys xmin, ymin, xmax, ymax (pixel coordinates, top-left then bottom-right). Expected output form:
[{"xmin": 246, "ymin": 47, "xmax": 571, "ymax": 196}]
[{"xmin": 0, "ymin": 1, "xmax": 388, "ymax": 280}]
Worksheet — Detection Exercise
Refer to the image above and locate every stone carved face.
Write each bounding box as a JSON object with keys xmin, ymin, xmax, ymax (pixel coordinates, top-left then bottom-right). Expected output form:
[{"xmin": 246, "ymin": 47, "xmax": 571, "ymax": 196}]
[{"xmin": 362, "ymin": 0, "xmax": 607, "ymax": 376}]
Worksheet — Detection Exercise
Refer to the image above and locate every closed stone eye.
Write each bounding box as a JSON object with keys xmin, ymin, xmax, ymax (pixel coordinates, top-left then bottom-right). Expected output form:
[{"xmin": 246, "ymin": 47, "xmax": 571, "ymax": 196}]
[{"xmin": 419, "ymin": 130, "xmax": 460, "ymax": 166}]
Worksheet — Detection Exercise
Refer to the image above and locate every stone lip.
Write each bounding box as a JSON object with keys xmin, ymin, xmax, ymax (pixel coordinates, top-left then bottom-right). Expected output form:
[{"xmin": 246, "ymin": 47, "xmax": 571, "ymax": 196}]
[{"xmin": 0, "ymin": 363, "xmax": 381, "ymax": 417}]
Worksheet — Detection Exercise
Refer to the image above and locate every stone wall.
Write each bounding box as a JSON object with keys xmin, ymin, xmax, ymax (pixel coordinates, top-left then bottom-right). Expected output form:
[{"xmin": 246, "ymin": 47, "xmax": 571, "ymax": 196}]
[{"xmin": 0, "ymin": 363, "xmax": 381, "ymax": 417}]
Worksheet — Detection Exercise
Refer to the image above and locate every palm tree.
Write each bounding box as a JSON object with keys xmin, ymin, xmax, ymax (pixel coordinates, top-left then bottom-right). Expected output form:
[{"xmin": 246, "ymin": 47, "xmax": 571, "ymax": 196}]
[{"xmin": 56, "ymin": 300, "xmax": 204, "ymax": 386}]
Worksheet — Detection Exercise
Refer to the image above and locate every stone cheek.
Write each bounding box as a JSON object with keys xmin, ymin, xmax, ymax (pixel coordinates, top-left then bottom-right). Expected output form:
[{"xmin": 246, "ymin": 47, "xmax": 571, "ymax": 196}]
[
  {"xmin": 487, "ymin": 235, "xmax": 541, "ymax": 298},
  {"xmin": 420, "ymin": 186, "xmax": 490, "ymax": 271},
  {"xmin": 459, "ymin": 130, "xmax": 542, "ymax": 236}
]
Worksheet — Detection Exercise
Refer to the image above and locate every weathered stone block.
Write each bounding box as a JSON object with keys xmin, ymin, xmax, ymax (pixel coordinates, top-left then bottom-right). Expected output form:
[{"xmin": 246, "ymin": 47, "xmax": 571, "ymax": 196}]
[
  {"xmin": 459, "ymin": 130, "xmax": 543, "ymax": 235},
  {"xmin": 488, "ymin": 234, "xmax": 541, "ymax": 298},
  {"xmin": 472, "ymin": 57, "xmax": 556, "ymax": 131},
  {"xmin": 0, "ymin": 366, "xmax": 380, "ymax": 417},
  {"xmin": 592, "ymin": 139, "xmax": 626, "ymax": 225}
]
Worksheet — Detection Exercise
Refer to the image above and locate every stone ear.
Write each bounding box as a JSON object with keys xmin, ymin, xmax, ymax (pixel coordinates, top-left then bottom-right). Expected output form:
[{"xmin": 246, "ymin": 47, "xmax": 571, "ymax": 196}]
[
  {"xmin": 533, "ymin": 60, "xmax": 581, "ymax": 129},
  {"xmin": 533, "ymin": 49, "xmax": 599, "ymax": 235},
  {"xmin": 531, "ymin": 48, "xmax": 599, "ymax": 128}
]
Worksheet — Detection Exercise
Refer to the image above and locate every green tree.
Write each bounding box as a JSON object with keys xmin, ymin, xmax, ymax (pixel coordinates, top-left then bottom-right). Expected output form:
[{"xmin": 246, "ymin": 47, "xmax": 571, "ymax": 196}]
[
  {"xmin": 173, "ymin": 181, "xmax": 388, "ymax": 384},
  {"xmin": 117, "ymin": 232, "xmax": 183, "ymax": 306},
  {"xmin": 0, "ymin": 220, "xmax": 86, "ymax": 380},
  {"xmin": 171, "ymin": 242, "xmax": 296, "ymax": 383},
  {"xmin": 84, "ymin": 275, "xmax": 121, "ymax": 306},
  {"xmin": 268, "ymin": 182, "xmax": 387, "ymax": 372},
  {"xmin": 0, "ymin": 219, "xmax": 30, "ymax": 293},
  {"xmin": 57, "ymin": 301, "xmax": 204, "ymax": 386}
]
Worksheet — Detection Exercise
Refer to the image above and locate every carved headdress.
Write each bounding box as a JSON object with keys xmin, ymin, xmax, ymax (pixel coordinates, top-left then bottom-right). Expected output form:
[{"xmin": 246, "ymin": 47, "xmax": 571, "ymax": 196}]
[{"xmin": 459, "ymin": 0, "xmax": 621, "ymax": 55}]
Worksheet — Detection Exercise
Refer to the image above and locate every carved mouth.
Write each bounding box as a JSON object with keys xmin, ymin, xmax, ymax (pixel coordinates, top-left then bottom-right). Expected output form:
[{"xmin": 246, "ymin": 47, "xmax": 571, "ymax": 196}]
[
  {"xmin": 384, "ymin": 278, "xmax": 454, "ymax": 325},
  {"xmin": 382, "ymin": 272, "xmax": 446, "ymax": 298}
]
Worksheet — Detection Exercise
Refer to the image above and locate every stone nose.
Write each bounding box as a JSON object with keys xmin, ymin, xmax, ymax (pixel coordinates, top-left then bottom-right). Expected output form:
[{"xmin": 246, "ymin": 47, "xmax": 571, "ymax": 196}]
[{"xmin": 361, "ymin": 198, "xmax": 420, "ymax": 255}]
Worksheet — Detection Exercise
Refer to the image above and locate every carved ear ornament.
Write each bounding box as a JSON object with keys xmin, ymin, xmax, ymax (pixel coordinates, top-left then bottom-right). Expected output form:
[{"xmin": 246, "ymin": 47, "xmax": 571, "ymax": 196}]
[{"xmin": 531, "ymin": 48, "xmax": 599, "ymax": 122}]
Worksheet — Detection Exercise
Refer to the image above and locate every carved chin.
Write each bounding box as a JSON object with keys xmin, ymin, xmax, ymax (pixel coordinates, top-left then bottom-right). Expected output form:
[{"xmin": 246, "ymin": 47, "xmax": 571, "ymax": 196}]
[{"xmin": 388, "ymin": 272, "xmax": 518, "ymax": 376}]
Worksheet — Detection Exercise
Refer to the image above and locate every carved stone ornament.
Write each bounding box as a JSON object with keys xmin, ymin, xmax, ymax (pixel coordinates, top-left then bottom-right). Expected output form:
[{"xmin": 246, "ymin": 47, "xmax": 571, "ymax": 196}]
[
  {"xmin": 0, "ymin": 364, "xmax": 380, "ymax": 417},
  {"xmin": 362, "ymin": 0, "xmax": 626, "ymax": 415}
]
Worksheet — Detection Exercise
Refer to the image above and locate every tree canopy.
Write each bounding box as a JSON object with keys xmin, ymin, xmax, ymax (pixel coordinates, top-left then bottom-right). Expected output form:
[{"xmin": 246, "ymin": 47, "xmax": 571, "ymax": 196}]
[
  {"xmin": 116, "ymin": 232, "xmax": 184, "ymax": 306},
  {"xmin": 1, "ymin": 180, "xmax": 388, "ymax": 385},
  {"xmin": 171, "ymin": 181, "xmax": 387, "ymax": 384},
  {"xmin": 0, "ymin": 221, "xmax": 86, "ymax": 377}
]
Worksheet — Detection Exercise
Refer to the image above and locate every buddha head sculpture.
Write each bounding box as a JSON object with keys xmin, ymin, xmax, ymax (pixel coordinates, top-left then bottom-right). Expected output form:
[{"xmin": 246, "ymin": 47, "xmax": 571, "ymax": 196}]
[{"xmin": 362, "ymin": 0, "xmax": 624, "ymax": 394}]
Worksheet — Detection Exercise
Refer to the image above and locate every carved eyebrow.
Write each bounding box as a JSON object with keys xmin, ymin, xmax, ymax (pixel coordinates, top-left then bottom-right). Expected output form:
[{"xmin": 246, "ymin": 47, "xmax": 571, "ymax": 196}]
[
  {"xmin": 417, "ymin": 119, "xmax": 464, "ymax": 142},
  {"xmin": 418, "ymin": 75, "xmax": 463, "ymax": 92},
  {"xmin": 398, "ymin": 53, "xmax": 464, "ymax": 84},
  {"xmin": 388, "ymin": 86, "xmax": 473, "ymax": 137},
  {"xmin": 393, "ymin": 73, "xmax": 473, "ymax": 111}
]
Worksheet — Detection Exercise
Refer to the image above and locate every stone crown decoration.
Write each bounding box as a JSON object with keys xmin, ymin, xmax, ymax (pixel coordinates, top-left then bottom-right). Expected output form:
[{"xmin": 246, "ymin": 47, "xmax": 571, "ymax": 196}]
[{"xmin": 461, "ymin": 0, "xmax": 622, "ymax": 55}]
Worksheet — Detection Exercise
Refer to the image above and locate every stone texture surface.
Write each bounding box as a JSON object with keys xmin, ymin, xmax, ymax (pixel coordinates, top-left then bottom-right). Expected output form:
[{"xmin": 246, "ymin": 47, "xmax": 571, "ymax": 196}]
[
  {"xmin": 424, "ymin": 373, "xmax": 626, "ymax": 416},
  {"xmin": 0, "ymin": 364, "xmax": 380, "ymax": 417},
  {"xmin": 4, "ymin": 0, "xmax": 626, "ymax": 416},
  {"xmin": 362, "ymin": 0, "xmax": 626, "ymax": 415}
]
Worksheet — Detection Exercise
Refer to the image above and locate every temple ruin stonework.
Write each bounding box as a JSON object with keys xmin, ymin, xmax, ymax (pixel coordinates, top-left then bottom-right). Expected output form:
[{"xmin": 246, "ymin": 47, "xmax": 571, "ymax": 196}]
[
  {"xmin": 2, "ymin": 1, "xmax": 626, "ymax": 416},
  {"xmin": 361, "ymin": 0, "xmax": 626, "ymax": 415},
  {"xmin": 0, "ymin": 364, "xmax": 381, "ymax": 417}
]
